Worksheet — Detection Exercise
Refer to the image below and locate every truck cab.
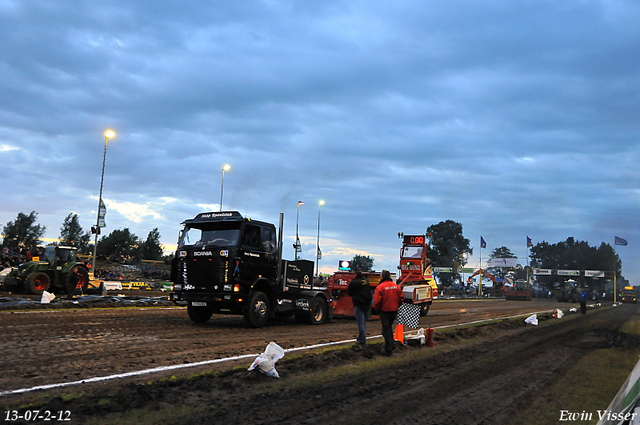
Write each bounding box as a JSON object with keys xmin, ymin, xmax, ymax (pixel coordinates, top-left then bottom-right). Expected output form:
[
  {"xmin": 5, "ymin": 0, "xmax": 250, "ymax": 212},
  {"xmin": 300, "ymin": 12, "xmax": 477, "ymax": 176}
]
[{"xmin": 170, "ymin": 211, "xmax": 331, "ymax": 327}]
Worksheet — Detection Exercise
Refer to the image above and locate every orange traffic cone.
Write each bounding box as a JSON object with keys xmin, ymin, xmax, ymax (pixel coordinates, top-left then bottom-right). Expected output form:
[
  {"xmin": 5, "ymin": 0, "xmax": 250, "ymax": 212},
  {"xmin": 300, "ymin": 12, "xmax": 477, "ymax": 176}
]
[{"xmin": 394, "ymin": 324, "xmax": 404, "ymax": 344}]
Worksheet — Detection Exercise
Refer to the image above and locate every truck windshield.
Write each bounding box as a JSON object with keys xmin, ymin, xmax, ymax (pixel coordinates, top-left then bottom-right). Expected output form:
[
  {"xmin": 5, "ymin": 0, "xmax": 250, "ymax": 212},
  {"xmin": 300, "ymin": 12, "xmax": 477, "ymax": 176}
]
[
  {"xmin": 402, "ymin": 246, "xmax": 423, "ymax": 258},
  {"xmin": 179, "ymin": 223, "xmax": 241, "ymax": 248}
]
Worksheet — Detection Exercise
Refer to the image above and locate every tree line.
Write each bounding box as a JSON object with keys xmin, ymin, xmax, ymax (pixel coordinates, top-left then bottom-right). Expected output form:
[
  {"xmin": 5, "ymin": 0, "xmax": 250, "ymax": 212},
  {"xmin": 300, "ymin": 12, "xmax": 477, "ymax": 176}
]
[
  {"xmin": 2, "ymin": 212, "xmax": 625, "ymax": 288},
  {"xmin": 346, "ymin": 219, "xmax": 624, "ymax": 291},
  {"xmin": 1, "ymin": 211, "xmax": 165, "ymax": 261}
]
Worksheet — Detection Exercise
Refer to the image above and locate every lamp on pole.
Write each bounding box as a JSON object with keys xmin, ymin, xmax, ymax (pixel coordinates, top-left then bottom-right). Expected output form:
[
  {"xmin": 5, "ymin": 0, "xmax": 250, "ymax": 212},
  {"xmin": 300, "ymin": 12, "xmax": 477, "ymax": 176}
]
[
  {"xmin": 294, "ymin": 201, "xmax": 304, "ymax": 260},
  {"xmin": 220, "ymin": 164, "xmax": 231, "ymax": 212},
  {"xmin": 92, "ymin": 130, "xmax": 116, "ymax": 273},
  {"xmin": 315, "ymin": 199, "xmax": 324, "ymax": 280}
]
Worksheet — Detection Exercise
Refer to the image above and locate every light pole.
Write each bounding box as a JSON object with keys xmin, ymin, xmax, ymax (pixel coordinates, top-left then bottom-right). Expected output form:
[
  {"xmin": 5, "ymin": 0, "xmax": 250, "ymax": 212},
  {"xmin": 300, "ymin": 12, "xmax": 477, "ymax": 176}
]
[
  {"xmin": 315, "ymin": 199, "xmax": 324, "ymax": 280},
  {"xmin": 220, "ymin": 164, "xmax": 231, "ymax": 212},
  {"xmin": 92, "ymin": 130, "xmax": 116, "ymax": 273},
  {"xmin": 294, "ymin": 201, "xmax": 304, "ymax": 260}
]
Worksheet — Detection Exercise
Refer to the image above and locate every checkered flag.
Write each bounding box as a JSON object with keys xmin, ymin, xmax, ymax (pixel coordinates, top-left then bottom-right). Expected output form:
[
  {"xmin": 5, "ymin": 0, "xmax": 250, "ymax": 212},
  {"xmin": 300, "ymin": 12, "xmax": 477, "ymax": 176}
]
[{"xmin": 397, "ymin": 303, "xmax": 421, "ymax": 329}]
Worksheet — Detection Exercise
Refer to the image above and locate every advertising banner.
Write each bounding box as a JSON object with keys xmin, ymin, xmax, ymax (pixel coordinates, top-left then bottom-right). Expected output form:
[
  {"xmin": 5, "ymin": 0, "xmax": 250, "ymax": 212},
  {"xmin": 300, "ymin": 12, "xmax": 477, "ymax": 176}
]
[
  {"xmin": 489, "ymin": 258, "xmax": 517, "ymax": 267},
  {"xmin": 533, "ymin": 269, "xmax": 552, "ymax": 275},
  {"xmin": 558, "ymin": 270, "xmax": 580, "ymax": 276}
]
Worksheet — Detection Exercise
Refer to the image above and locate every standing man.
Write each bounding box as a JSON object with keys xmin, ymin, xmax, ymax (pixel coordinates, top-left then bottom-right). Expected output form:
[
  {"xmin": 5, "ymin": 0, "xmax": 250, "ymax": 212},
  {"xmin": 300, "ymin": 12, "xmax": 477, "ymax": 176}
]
[
  {"xmin": 347, "ymin": 267, "xmax": 372, "ymax": 346},
  {"xmin": 579, "ymin": 287, "xmax": 588, "ymax": 314},
  {"xmin": 374, "ymin": 270, "xmax": 403, "ymax": 356}
]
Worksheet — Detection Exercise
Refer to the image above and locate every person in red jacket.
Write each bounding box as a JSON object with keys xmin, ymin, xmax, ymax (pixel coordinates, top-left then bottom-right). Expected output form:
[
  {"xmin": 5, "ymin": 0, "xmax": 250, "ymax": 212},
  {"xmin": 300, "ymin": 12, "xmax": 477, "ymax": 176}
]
[{"xmin": 374, "ymin": 270, "xmax": 403, "ymax": 356}]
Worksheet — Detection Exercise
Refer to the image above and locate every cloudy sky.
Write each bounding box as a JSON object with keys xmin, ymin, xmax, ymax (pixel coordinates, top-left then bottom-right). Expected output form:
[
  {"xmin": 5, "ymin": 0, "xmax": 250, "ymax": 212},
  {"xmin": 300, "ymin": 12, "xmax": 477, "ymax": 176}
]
[{"xmin": 1, "ymin": 0, "xmax": 638, "ymax": 282}]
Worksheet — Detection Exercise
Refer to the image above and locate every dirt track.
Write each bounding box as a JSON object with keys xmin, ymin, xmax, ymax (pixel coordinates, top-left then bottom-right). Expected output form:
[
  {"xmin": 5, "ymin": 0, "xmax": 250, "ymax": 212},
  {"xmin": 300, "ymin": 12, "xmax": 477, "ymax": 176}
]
[
  {"xmin": 2, "ymin": 297, "xmax": 635, "ymax": 424},
  {"xmin": 0, "ymin": 297, "xmax": 557, "ymax": 395}
]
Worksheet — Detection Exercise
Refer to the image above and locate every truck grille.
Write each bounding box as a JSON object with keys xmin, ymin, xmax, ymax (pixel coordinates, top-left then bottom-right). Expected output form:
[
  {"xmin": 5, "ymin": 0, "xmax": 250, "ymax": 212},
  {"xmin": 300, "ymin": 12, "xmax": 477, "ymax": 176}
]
[{"xmin": 178, "ymin": 258, "xmax": 226, "ymax": 289}]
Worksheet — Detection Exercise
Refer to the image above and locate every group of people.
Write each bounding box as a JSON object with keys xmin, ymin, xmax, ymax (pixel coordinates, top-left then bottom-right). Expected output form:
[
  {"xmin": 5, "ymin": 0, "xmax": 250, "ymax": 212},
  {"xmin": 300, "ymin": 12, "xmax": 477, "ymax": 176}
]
[
  {"xmin": 1, "ymin": 247, "xmax": 39, "ymax": 269},
  {"xmin": 347, "ymin": 268, "xmax": 403, "ymax": 357}
]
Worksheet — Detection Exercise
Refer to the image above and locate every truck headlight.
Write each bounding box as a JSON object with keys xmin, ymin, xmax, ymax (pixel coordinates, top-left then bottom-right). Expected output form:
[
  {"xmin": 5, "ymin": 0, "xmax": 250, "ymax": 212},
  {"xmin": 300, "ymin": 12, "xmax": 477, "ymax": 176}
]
[
  {"xmin": 174, "ymin": 284, "xmax": 182, "ymax": 290},
  {"xmin": 224, "ymin": 284, "xmax": 233, "ymax": 291}
]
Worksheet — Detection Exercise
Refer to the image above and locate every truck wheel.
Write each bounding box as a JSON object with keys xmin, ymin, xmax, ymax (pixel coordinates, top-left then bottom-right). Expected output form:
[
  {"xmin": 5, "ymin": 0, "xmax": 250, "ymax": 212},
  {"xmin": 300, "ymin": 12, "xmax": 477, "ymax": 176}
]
[
  {"xmin": 420, "ymin": 302, "xmax": 431, "ymax": 317},
  {"xmin": 26, "ymin": 272, "xmax": 50, "ymax": 295},
  {"xmin": 187, "ymin": 303, "xmax": 213, "ymax": 324},
  {"xmin": 244, "ymin": 291, "xmax": 269, "ymax": 328},
  {"xmin": 308, "ymin": 297, "xmax": 327, "ymax": 325},
  {"xmin": 66, "ymin": 266, "xmax": 90, "ymax": 294}
]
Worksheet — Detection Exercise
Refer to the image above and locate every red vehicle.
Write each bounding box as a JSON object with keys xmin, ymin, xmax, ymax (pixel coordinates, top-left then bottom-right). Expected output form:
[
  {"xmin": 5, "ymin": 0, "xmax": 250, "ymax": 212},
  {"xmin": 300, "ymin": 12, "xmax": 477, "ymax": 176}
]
[
  {"xmin": 397, "ymin": 234, "xmax": 436, "ymax": 316},
  {"xmin": 327, "ymin": 233, "xmax": 436, "ymax": 317},
  {"xmin": 327, "ymin": 270, "xmax": 390, "ymax": 317}
]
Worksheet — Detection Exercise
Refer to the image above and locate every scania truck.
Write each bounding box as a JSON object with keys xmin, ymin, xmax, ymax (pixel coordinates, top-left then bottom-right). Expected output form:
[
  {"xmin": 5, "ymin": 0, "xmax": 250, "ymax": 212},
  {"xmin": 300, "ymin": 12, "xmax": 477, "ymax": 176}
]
[{"xmin": 170, "ymin": 211, "xmax": 332, "ymax": 327}]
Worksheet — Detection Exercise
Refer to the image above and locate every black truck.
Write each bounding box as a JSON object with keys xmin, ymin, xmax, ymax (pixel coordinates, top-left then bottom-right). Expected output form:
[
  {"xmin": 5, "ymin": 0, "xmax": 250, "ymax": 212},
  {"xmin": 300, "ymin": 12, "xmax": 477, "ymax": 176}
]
[{"xmin": 170, "ymin": 211, "xmax": 332, "ymax": 327}]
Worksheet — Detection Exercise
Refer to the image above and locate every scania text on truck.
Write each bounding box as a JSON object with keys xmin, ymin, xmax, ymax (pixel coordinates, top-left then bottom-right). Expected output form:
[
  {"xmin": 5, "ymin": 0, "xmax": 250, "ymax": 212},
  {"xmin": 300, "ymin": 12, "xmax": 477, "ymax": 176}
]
[{"xmin": 170, "ymin": 211, "xmax": 332, "ymax": 327}]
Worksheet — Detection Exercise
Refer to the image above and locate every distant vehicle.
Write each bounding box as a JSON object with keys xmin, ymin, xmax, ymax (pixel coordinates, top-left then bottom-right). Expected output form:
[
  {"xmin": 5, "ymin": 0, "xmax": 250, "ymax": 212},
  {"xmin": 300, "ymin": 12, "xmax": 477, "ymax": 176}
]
[
  {"xmin": 556, "ymin": 279, "xmax": 580, "ymax": 303},
  {"xmin": 504, "ymin": 279, "xmax": 533, "ymax": 301},
  {"xmin": 2, "ymin": 246, "xmax": 89, "ymax": 295},
  {"xmin": 170, "ymin": 211, "xmax": 332, "ymax": 327},
  {"xmin": 621, "ymin": 286, "xmax": 638, "ymax": 304}
]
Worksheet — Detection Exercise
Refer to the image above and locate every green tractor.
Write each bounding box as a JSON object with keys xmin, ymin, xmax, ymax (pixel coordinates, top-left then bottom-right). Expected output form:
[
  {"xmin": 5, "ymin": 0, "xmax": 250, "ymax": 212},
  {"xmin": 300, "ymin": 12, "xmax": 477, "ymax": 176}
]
[{"xmin": 3, "ymin": 246, "xmax": 90, "ymax": 296}]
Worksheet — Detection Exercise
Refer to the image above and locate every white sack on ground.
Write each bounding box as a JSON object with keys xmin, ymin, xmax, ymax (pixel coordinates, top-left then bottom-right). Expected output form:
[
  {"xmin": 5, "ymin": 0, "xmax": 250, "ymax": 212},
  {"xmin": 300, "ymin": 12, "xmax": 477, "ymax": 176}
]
[
  {"xmin": 41, "ymin": 291, "xmax": 55, "ymax": 304},
  {"xmin": 525, "ymin": 314, "xmax": 538, "ymax": 326},
  {"xmin": 248, "ymin": 342, "xmax": 285, "ymax": 378}
]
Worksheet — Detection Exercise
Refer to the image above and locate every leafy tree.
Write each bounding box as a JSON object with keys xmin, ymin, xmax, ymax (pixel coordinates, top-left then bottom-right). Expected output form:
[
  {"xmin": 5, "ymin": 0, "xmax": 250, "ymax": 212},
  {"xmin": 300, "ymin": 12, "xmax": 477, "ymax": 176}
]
[
  {"xmin": 141, "ymin": 228, "xmax": 164, "ymax": 260},
  {"xmin": 350, "ymin": 254, "xmax": 375, "ymax": 272},
  {"xmin": 1, "ymin": 211, "xmax": 46, "ymax": 251},
  {"xmin": 426, "ymin": 220, "xmax": 472, "ymax": 286},
  {"xmin": 97, "ymin": 228, "xmax": 140, "ymax": 260},
  {"xmin": 59, "ymin": 213, "xmax": 91, "ymax": 254}
]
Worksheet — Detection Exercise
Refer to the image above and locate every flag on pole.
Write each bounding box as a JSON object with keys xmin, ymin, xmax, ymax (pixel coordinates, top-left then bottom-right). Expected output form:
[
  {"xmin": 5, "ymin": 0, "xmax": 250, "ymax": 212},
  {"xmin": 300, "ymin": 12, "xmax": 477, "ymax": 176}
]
[
  {"xmin": 98, "ymin": 199, "xmax": 107, "ymax": 228},
  {"xmin": 527, "ymin": 236, "xmax": 533, "ymax": 247},
  {"xmin": 480, "ymin": 236, "xmax": 486, "ymax": 249},
  {"xmin": 614, "ymin": 236, "xmax": 628, "ymax": 246}
]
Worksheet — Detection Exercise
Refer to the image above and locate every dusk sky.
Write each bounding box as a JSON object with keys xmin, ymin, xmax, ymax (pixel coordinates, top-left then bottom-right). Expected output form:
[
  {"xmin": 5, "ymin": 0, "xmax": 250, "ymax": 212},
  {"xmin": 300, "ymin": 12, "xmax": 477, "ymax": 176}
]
[{"xmin": 1, "ymin": 1, "xmax": 638, "ymax": 283}]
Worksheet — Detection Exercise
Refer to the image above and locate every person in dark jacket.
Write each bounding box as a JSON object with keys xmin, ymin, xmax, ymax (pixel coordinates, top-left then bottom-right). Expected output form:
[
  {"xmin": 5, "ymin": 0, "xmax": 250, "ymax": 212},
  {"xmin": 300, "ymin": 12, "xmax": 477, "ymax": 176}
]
[
  {"xmin": 374, "ymin": 270, "xmax": 403, "ymax": 356},
  {"xmin": 347, "ymin": 268, "xmax": 372, "ymax": 345},
  {"xmin": 579, "ymin": 287, "xmax": 588, "ymax": 314}
]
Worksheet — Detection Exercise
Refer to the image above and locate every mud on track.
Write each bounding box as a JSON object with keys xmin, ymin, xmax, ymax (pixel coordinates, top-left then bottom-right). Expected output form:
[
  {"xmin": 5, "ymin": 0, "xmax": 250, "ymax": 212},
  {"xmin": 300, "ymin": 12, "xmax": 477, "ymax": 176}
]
[
  {"xmin": 0, "ymin": 297, "xmax": 558, "ymax": 397},
  {"xmin": 2, "ymin": 303, "xmax": 636, "ymax": 425}
]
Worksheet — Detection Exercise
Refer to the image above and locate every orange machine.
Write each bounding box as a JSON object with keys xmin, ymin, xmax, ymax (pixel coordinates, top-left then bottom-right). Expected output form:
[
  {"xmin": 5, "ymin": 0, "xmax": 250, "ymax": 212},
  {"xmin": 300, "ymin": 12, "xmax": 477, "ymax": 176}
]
[{"xmin": 397, "ymin": 234, "xmax": 436, "ymax": 316}]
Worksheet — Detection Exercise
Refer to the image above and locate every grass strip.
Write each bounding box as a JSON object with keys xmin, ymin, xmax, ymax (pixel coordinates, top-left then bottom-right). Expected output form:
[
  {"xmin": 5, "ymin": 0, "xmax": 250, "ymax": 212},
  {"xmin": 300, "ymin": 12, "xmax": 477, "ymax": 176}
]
[{"xmin": 511, "ymin": 312, "xmax": 640, "ymax": 425}]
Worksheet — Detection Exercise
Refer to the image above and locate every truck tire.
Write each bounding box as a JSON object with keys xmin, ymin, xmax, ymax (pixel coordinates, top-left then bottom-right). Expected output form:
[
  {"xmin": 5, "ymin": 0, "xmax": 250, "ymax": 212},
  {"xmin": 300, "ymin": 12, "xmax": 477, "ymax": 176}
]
[
  {"xmin": 187, "ymin": 302, "xmax": 213, "ymax": 324},
  {"xmin": 420, "ymin": 302, "xmax": 431, "ymax": 317},
  {"xmin": 26, "ymin": 272, "xmax": 50, "ymax": 295},
  {"xmin": 244, "ymin": 291, "xmax": 269, "ymax": 328},
  {"xmin": 308, "ymin": 297, "xmax": 328, "ymax": 325},
  {"xmin": 66, "ymin": 266, "xmax": 90, "ymax": 295}
]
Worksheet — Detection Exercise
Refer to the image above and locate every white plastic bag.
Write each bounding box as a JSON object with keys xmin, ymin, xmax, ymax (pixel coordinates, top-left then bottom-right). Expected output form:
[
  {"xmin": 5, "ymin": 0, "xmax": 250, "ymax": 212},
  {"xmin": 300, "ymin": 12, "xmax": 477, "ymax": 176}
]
[
  {"xmin": 41, "ymin": 291, "xmax": 56, "ymax": 304},
  {"xmin": 248, "ymin": 342, "xmax": 285, "ymax": 378},
  {"xmin": 405, "ymin": 328, "xmax": 426, "ymax": 345},
  {"xmin": 524, "ymin": 314, "xmax": 538, "ymax": 326}
]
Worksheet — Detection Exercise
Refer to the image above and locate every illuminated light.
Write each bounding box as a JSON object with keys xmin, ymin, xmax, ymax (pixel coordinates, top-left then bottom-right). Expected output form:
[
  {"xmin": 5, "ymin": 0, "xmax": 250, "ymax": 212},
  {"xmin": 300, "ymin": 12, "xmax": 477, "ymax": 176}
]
[
  {"xmin": 104, "ymin": 130, "xmax": 116, "ymax": 139},
  {"xmin": 238, "ymin": 298, "xmax": 243, "ymax": 303},
  {"xmin": 460, "ymin": 309, "xmax": 466, "ymax": 312},
  {"xmin": 233, "ymin": 284, "xmax": 240, "ymax": 292}
]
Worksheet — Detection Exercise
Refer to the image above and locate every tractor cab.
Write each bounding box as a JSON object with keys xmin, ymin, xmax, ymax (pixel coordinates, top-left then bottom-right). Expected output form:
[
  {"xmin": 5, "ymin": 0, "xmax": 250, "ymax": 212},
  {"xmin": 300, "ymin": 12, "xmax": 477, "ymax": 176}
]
[{"xmin": 43, "ymin": 246, "xmax": 77, "ymax": 264}]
